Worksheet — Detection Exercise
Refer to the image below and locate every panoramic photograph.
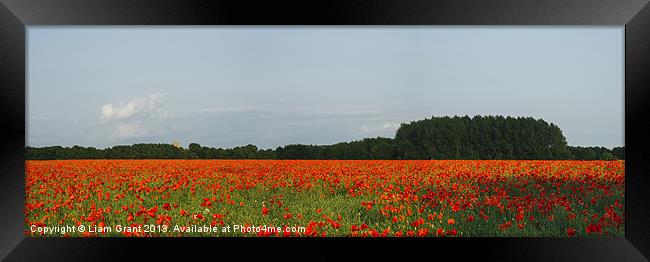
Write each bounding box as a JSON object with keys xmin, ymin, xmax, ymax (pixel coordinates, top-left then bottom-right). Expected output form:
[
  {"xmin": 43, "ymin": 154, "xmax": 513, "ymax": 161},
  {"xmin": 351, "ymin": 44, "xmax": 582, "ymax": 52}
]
[{"xmin": 25, "ymin": 27, "xmax": 624, "ymax": 237}]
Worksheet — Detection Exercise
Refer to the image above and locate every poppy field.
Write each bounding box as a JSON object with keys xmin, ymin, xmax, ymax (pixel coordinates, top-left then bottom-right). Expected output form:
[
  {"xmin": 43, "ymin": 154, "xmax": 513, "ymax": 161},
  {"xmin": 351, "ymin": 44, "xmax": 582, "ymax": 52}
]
[{"xmin": 25, "ymin": 160, "xmax": 624, "ymax": 237}]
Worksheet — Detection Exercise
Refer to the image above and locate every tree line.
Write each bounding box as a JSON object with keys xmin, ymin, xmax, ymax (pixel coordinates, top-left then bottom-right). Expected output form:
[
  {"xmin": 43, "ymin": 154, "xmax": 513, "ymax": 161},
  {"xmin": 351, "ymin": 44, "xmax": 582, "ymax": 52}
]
[
  {"xmin": 26, "ymin": 115, "xmax": 624, "ymax": 160},
  {"xmin": 26, "ymin": 143, "xmax": 276, "ymax": 160}
]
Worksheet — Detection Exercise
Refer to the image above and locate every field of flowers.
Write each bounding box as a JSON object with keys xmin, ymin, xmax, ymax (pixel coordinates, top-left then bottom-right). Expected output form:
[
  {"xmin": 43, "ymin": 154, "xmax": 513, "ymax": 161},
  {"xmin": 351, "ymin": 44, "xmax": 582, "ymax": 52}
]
[{"xmin": 25, "ymin": 160, "xmax": 624, "ymax": 237}]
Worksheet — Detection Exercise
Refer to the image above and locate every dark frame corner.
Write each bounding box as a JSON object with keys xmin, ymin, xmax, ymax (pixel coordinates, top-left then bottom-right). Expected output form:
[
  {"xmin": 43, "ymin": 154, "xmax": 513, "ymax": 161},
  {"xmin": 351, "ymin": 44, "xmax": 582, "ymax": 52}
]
[{"xmin": 1, "ymin": 0, "xmax": 649, "ymax": 261}]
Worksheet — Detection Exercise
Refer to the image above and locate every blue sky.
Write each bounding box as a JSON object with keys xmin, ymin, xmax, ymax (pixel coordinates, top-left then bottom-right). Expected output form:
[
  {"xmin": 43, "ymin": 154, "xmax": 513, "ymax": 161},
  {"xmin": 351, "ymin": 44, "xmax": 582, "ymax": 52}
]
[{"xmin": 27, "ymin": 27, "xmax": 624, "ymax": 149}]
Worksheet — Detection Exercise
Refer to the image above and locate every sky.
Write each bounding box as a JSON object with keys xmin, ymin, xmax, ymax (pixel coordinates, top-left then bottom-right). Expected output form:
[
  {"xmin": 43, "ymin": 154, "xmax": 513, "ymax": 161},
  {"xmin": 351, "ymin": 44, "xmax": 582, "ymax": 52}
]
[{"xmin": 27, "ymin": 27, "xmax": 624, "ymax": 149}]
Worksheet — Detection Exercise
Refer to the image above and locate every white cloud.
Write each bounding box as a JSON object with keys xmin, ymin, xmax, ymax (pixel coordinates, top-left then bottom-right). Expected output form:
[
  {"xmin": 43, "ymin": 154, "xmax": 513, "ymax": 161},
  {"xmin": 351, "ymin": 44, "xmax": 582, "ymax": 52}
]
[
  {"xmin": 100, "ymin": 93, "xmax": 169, "ymax": 139},
  {"xmin": 101, "ymin": 93, "xmax": 168, "ymax": 121},
  {"xmin": 360, "ymin": 122, "xmax": 400, "ymax": 134}
]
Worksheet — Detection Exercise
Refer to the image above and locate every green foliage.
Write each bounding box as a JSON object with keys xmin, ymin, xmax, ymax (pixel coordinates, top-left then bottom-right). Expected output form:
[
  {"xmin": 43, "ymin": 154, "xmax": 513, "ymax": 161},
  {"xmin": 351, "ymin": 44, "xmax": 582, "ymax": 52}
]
[
  {"xmin": 394, "ymin": 115, "xmax": 572, "ymax": 160},
  {"xmin": 602, "ymin": 152, "xmax": 614, "ymax": 161},
  {"xmin": 567, "ymin": 146, "xmax": 621, "ymax": 160},
  {"xmin": 25, "ymin": 115, "xmax": 624, "ymax": 160},
  {"xmin": 274, "ymin": 137, "xmax": 396, "ymax": 160},
  {"xmin": 612, "ymin": 146, "xmax": 625, "ymax": 160},
  {"xmin": 26, "ymin": 143, "xmax": 275, "ymax": 160}
]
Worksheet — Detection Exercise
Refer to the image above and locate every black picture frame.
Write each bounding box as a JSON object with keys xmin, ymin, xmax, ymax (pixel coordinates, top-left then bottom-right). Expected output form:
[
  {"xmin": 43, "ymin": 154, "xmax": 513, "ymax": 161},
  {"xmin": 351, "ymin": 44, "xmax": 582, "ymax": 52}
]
[{"xmin": 1, "ymin": 0, "xmax": 649, "ymax": 261}]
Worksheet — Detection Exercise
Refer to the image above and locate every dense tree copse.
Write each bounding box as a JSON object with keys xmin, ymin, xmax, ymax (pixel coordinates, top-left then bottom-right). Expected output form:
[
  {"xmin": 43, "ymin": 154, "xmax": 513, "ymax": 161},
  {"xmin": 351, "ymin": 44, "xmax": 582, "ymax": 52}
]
[
  {"xmin": 394, "ymin": 115, "xmax": 573, "ymax": 160},
  {"xmin": 25, "ymin": 115, "xmax": 623, "ymax": 160}
]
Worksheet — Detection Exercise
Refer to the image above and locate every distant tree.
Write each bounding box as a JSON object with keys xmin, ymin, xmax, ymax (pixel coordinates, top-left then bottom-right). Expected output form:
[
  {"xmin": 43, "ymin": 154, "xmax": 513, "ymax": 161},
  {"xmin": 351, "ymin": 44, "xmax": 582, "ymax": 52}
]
[
  {"xmin": 188, "ymin": 143, "xmax": 204, "ymax": 159},
  {"xmin": 602, "ymin": 152, "xmax": 614, "ymax": 161},
  {"xmin": 612, "ymin": 146, "xmax": 625, "ymax": 160}
]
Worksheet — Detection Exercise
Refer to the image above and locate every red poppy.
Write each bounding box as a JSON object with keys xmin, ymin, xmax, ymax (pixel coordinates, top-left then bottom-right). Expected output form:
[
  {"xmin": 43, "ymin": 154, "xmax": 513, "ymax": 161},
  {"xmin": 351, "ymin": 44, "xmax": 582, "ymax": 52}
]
[
  {"xmin": 586, "ymin": 223, "xmax": 602, "ymax": 234},
  {"xmin": 567, "ymin": 227, "xmax": 577, "ymax": 236}
]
